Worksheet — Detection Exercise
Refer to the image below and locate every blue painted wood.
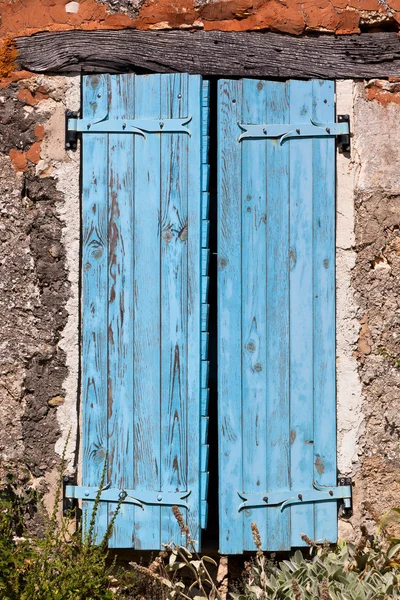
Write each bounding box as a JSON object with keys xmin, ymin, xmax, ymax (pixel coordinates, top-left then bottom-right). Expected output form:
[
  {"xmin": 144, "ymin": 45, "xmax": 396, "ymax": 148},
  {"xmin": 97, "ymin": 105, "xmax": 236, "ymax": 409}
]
[
  {"xmin": 160, "ymin": 73, "xmax": 188, "ymax": 546},
  {"xmin": 241, "ymin": 79, "xmax": 268, "ymax": 551},
  {"xmin": 265, "ymin": 81, "xmax": 291, "ymax": 551},
  {"xmin": 218, "ymin": 79, "xmax": 244, "ymax": 554},
  {"xmin": 312, "ymin": 79, "xmax": 337, "ymax": 543},
  {"xmin": 218, "ymin": 78, "xmax": 336, "ymax": 553},
  {"xmin": 81, "ymin": 74, "xmax": 109, "ymax": 543},
  {"xmin": 107, "ymin": 74, "xmax": 135, "ymax": 548},
  {"xmin": 81, "ymin": 73, "xmax": 209, "ymax": 550},
  {"xmin": 186, "ymin": 74, "xmax": 205, "ymax": 547},
  {"xmin": 289, "ymin": 80, "xmax": 315, "ymax": 548},
  {"xmin": 133, "ymin": 74, "xmax": 162, "ymax": 550}
]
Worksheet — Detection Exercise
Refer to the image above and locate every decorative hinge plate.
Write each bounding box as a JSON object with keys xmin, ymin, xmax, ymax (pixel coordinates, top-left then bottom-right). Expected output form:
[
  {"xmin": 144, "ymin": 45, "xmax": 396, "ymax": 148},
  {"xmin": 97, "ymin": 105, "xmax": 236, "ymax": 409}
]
[
  {"xmin": 65, "ymin": 485, "xmax": 191, "ymax": 511},
  {"xmin": 237, "ymin": 116, "xmax": 350, "ymax": 146},
  {"xmin": 237, "ymin": 480, "xmax": 352, "ymax": 512},
  {"xmin": 66, "ymin": 110, "xmax": 191, "ymax": 142}
]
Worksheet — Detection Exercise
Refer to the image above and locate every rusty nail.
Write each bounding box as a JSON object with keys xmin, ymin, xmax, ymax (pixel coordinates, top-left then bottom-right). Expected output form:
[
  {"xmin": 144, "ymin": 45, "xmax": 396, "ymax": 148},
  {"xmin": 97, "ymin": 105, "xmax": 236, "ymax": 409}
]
[
  {"xmin": 329, "ymin": 490, "xmax": 334, "ymax": 496},
  {"xmin": 263, "ymin": 128, "xmax": 267, "ymax": 135},
  {"xmin": 296, "ymin": 128, "xmax": 300, "ymax": 134},
  {"xmin": 298, "ymin": 494, "xmax": 303, "ymax": 500},
  {"xmin": 122, "ymin": 123, "xmax": 126, "ymax": 130},
  {"xmin": 87, "ymin": 123, "xmax": 91, "ymax": 129},
  {"xmin": 326, "ymin": 127, "xmax": 330, "ymax": 134},
  {"xmin": 263, "ymin": 496, "xmax": 268, "ymax": 503},
  {"xmin": 159, "ymin": 121, "xmax": 164, "ymax": 129}
]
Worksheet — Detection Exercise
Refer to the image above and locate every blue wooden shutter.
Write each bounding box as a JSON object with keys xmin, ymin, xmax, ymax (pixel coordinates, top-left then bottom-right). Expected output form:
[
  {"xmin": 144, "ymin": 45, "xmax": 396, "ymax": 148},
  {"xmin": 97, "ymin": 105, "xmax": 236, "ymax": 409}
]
[
  {"xmin": 218, "ymin": 79, "xmax": 337, "ymax": 553},
  {"xmin": 80, "ymin": 74, "xmax": 209, "ymax": 549}
]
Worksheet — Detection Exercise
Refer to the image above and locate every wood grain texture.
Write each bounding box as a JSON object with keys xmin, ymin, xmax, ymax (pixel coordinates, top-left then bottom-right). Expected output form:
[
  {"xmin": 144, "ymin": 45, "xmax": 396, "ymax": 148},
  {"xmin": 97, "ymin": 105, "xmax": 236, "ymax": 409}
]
[
  {"xmin": 186, "ymin": 74, "xmax": 203, "ymax": 547},
  {"xmin": 265, "ymin": 81, "xmax": 290, "ymax": 551},
  {"xmin": 218, "ymin": 79, "xmax": 243, "ymax": 555},
  {"xmin": 217, "ymin": 78, "xmax": 337, "ymax": 553},
  {"xmin": 81, "ymin": 74, "xmax": 109, "ymax": 543},
  {"xmin": 241, "ymin": 78, "xmax": 268, "ymax": 552},
  {"xmin": 200, "ymin": 79, "xmax": 210, "ymax": 531},
  {"xmin": 288, "ymin": 80, "xmax": 315, "ymax": 547},
  {"xmin": 133, "ymin": 74, "xmax": 162, "ymax": 550},
  {"xmin": 107, "ymin": 74, "xmax": 135, "ymax": 548},
  {"xmin": 312, "ymin": 80, "xmax": 337, "ymax": 543},
  {"xmin": 16, "ymin": 30, "xmax": 400, "ymax": 78},
  {"xmin": 160, "ymin": 73, "xmax": 188, "ymax": 546},
  {"xmin": 81, "ymin": 73, "xmax": 208, "ymax": 550}
]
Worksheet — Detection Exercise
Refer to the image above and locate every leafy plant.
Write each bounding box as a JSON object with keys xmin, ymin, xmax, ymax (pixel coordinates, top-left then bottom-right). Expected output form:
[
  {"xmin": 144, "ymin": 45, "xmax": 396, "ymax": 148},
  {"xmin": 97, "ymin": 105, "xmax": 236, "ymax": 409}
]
[
  {"xmin": 2, "ymin": 446, "xmax": 400, "ymax": 600},
  {"xmin": 129, "ymin": 506, "xmax": 221, "ymax": 600},
  {"xmin": 0, "ymin": 439, "xmax": 121, "ymax": 600},
  {"xmin": 232, "ymin": 524, "xmax": 400, "ymax": 600}
]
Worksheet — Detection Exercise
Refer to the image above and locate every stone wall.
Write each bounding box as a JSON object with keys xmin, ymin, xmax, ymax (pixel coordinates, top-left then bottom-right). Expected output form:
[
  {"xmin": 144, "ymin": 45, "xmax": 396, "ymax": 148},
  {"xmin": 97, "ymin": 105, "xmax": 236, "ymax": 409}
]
[
  {"xmin": 351, "ymin": 80, "xmax": 400, "ymax": 536},
  {"xmin": 0, "ymin": 9, "xmax": 400, "ymax": 536},
  {"xmin": 0, "ymin": 74, "xmax": 79, "ymax": 521}
]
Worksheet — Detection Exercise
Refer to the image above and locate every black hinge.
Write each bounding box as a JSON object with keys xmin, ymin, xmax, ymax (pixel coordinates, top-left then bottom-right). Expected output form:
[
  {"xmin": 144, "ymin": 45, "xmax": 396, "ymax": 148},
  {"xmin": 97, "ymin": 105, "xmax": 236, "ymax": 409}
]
[
  {"xmin": 62, "ymin": 475, "xmax": 77, "ymax": 516},
  {"xmin": 337, "ymin": 115, "xmax": 351, "ymax": 153},
  {"xmin": 338, "ymin": 476, "xmax": 353, "ymax": 517},
  {"xmin": 65, "ymin": 110, "xmax": 79, "ymax": 151}
]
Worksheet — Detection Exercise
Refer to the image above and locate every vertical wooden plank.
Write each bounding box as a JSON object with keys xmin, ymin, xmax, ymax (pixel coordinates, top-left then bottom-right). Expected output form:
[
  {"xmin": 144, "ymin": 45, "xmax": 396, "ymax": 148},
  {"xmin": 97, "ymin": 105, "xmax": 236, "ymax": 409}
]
[
  {"xmin": 200, "ymin": 79, "xmax": 210, "ymax": 530},
  {"xmin": 160, "ymin": 73, "xmax": 188, "ymax": 546},
  {"xmin": 81, "ymin": 74, "xmax": 109, "ymax": 541},
  {"xmin": 265, "ymin": 81, "xmax": 291, "ymax": 551},
  {"xmin": 107, "ymin": 74, "xmax": 135, "ymax": 548},
  {"xmin": 241, "ymin": 79, "xmax": 268, "ymax": 551},
  {"xmin": 133, "ymin": 74, "xmax": 162, "ymax": 550},
  {"xmin": 218, "ymin": 79, "xmax": 243, "ymax": 554},
  {"xmin": 186, "ymin": 74, "xmax": 203, "ymax": 548},
  {"xmin": 312, "ymin": 79, "xmax": 337, "ymax": 543},
  {"xmin": 289, "ymin": 80, "xmax": 315, "ymax": 547}
]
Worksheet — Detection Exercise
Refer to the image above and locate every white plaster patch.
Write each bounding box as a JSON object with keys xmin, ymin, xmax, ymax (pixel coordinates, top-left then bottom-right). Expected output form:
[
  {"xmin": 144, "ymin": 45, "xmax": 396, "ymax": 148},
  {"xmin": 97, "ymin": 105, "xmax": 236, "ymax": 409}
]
[
  {"xmin": 40, "ymin": 77, "xmax": 80, "ymax": 471},
  {"xmin": 65, "ymin": 1, "xmax": 80, "ymax": 13},
  {"xmin": 336, "ymin": 80, "xmax": 365, "ymax": 476},
  {"xmin": 355, "ymin": 84, "xmax": 400, "ymax": 194}
]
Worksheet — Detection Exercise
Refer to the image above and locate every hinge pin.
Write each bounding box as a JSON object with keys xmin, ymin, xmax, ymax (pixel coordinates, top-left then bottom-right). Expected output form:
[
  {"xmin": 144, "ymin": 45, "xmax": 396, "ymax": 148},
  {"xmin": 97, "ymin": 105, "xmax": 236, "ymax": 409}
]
[{"xmin": 65, "ymin": 110, "xmax": 79, "ymax": 151}]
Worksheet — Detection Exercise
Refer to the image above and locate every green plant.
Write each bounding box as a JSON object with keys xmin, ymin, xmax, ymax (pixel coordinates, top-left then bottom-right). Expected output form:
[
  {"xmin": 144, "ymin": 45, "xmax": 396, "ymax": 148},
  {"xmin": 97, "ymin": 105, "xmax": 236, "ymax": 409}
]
[
  {"xmin": 129, "ymin": 506, "xmax": 221, "ymax": 600},
  {"xmin": 2, "ymin": 445, "xmax": 400, "ymax": 600},
  {"xmin": 231, "ymin": 524, "xmax": 400, "ymax": 600},
  {"xmin": 377, "ymin": 346, "xmax": 400, "ymax": 370},
  {"xmin": 0, "ymin": 439, "xmax": 121, "ymax": 600}
]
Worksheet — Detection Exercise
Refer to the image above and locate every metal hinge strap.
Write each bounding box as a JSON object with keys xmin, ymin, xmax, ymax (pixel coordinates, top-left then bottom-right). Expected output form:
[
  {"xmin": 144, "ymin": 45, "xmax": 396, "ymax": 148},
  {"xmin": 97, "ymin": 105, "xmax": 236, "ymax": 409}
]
[
  {"xmin": 67, "ymin": 113, "xmax": 192, "ymax": 136},
  {"xmin": 237, "ymin": 116, "xmax": 350, "ymax": 145},
  {"xmin": 65, "ymin": 485, "xmax": 191, "ymax": 511},
  {"xmin": 237, "ymin": 481, "xmax": 352, "ymax": 512}
]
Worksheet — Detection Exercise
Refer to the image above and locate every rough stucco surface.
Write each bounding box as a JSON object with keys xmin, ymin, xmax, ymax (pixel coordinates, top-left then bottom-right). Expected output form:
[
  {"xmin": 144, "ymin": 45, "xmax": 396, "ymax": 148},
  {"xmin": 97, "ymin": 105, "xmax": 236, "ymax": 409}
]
[
  {"xmin": 0, "ymin": 75, "xmax": 79, "ymax": 522},
  {"xmin": 351, "ymin": 80, "xmax": 400, "ymax": 535},
  {"xmin": 331, "ymin": 79, "xmax": 400, "ymax": 541}
]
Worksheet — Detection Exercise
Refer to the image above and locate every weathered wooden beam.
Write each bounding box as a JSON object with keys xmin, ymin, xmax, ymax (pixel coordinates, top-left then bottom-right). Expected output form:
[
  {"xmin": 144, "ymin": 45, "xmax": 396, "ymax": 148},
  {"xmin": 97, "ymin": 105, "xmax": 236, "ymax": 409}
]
[{"xmin": 16, "ymin": 30, "xmax": 400, "ymax": 79}]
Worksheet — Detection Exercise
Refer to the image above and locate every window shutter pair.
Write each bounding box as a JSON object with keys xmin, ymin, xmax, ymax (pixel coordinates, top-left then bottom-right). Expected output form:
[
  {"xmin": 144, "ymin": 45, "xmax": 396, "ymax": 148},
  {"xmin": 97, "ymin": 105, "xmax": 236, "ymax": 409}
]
[{"xmin": 77, "ymin": 73, "xmax": 339, "ymax": 552}]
